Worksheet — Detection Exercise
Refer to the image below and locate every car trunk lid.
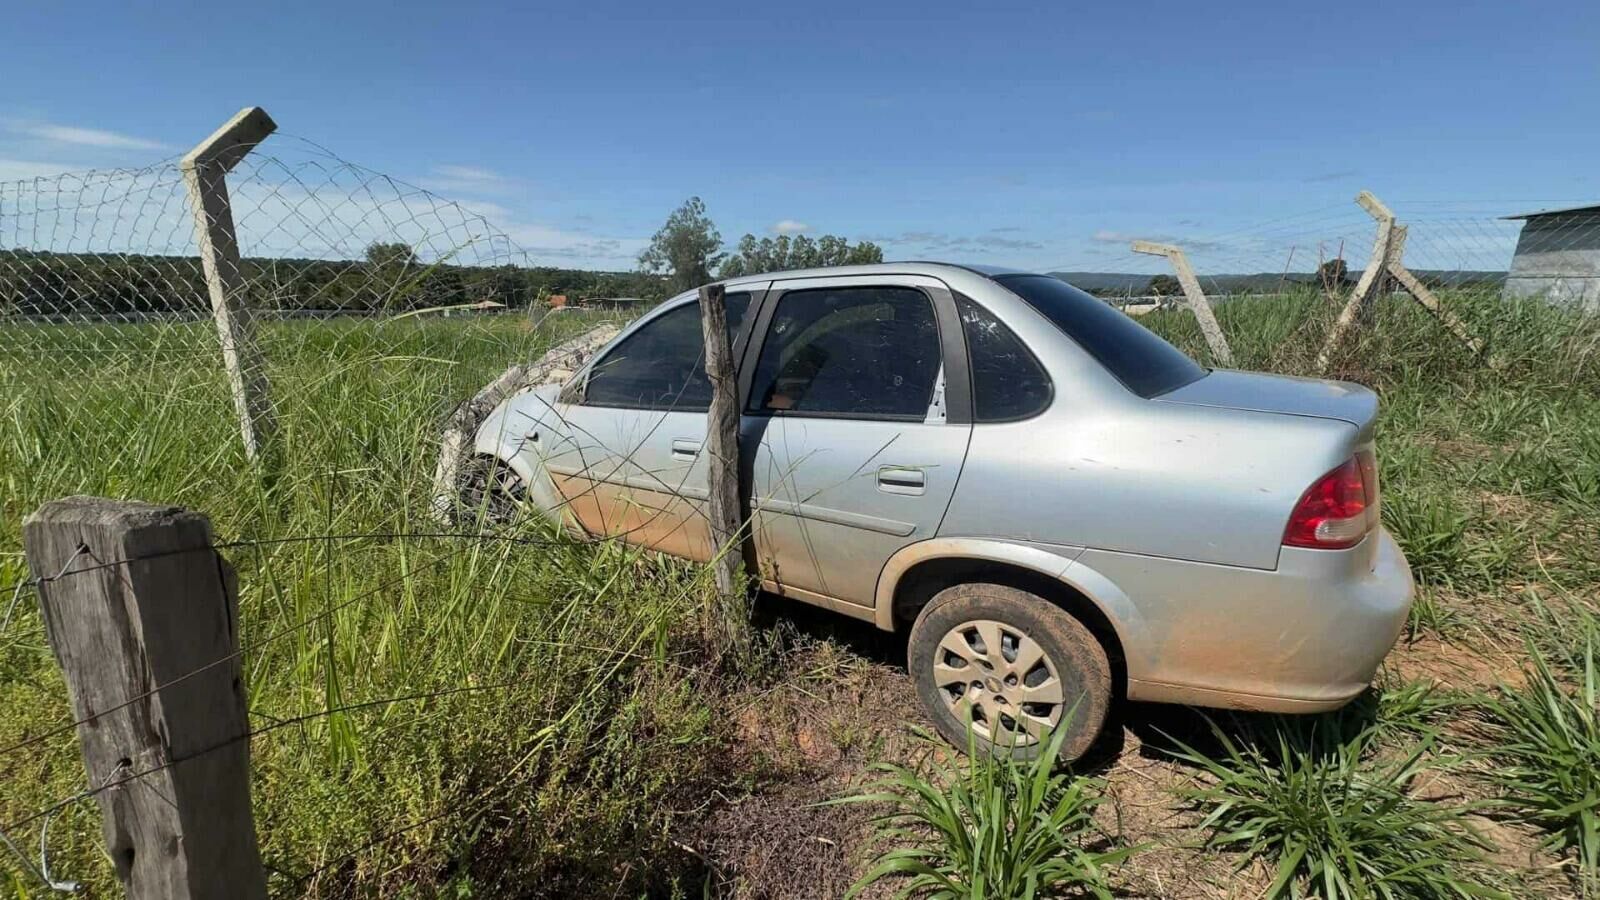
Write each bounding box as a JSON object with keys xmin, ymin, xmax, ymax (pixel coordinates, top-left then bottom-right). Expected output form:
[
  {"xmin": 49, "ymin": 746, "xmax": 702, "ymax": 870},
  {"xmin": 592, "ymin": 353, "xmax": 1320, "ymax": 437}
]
[{"xmin": 1154, "ymin": 370, "xmax": 1378, "ymax": 438}]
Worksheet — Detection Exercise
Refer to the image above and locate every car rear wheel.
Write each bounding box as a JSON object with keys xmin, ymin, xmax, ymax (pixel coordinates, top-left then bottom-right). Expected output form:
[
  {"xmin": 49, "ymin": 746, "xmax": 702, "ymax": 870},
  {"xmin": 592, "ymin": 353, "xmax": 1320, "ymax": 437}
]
[{"xmin": 908, "ymin": 583, "xmax": 1111, "ymax": 761}]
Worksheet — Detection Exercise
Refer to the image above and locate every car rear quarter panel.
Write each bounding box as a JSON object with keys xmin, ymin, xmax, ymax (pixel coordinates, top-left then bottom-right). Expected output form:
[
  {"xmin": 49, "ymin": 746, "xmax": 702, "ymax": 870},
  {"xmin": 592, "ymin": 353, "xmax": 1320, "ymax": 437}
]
[{"xmin": 941, "ymin": 400, "xmax": 1356, "ymax": 571}]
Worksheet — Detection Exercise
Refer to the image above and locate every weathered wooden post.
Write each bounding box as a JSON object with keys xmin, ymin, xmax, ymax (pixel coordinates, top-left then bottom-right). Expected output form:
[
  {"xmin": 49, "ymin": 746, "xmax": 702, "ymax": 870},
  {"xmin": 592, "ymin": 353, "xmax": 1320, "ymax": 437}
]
[
  {"xmin": 22, "ymin": 497, "xmax": 265, "ymax": 900},
  {"xmin": 182, "ymin": 107, "xmax": 278, "ymax": 466},
  {"xmin": 1131, "ymin": 240, "xmax": 1235, "ymax": 366},
  {"xmin": 697, "ymin": 283, "xmax": 749, "ymax": 654}
]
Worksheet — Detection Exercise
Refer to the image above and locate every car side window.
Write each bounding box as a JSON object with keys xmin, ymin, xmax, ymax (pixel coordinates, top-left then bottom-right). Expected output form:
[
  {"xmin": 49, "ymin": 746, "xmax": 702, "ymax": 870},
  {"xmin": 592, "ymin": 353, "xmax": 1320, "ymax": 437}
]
[
  {"xmin": 583, "ymin": 292, "xmax": 751, "ymax": 410},
  {"xmin": 956, "ymin": 294, "xmax": 1053, "ymax": 422},
  {"xmin": 749, "ymin": 286, "xmax": 940, "ymax": 419}
]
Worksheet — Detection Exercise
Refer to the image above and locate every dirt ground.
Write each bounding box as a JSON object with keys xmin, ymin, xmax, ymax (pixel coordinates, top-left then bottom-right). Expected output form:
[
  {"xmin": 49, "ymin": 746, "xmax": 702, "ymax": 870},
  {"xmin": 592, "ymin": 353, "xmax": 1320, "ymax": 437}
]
[{"xmin": 684, "ymin": 588, "xmax": 1576, "ymax": 899}]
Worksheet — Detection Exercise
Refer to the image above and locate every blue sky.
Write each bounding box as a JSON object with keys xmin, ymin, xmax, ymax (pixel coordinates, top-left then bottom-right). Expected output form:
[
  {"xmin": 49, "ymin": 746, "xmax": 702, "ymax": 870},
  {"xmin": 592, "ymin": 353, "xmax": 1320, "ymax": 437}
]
[{"xmin": 2, "ymin": 0, "xmax": 1596, "ymax": 272}]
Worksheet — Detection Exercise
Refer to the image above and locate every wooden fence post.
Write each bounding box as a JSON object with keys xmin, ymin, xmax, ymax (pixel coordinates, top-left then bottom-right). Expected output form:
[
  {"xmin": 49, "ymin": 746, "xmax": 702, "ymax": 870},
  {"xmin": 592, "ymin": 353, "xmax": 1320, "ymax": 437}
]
[
  {"xmin": 697, "ymin": 284, "xmax": 749, "ymax": 653},
  {"xmin": 181, "ymin": 107, "xmax": 278, "ymax": 467},
  {"xmin": 22, "ymin": 497, "xmax": 265, "ymax": 900},
  {"xmin": 1131, "ymin": 240, "xmax": 1235, "ymax": 366}
]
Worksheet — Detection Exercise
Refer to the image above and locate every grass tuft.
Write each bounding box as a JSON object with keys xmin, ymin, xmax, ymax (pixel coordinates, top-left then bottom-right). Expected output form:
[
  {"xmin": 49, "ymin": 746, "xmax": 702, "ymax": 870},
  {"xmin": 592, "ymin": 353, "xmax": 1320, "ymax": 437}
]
[
  {"xmin": 1479, "ymin": 608, "xmax": 1600, "ymax": 892},
  {"xmin": 1167, "ymin": 718, "xmax": 1500, "ymax": 900},
  {"xmin": 838, "ymin": 721, "xmax": 1136, "ymax": 900}
]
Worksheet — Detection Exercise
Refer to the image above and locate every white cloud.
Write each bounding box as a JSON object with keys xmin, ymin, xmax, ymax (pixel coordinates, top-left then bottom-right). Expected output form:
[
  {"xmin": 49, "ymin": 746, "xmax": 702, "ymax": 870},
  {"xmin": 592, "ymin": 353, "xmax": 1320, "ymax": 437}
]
[
  {"xmin": 418, "ymin": 164, "xmax": 516, "ymax": 196},
  {"xmin": 502, "ymin": 221, "xmax": 647, "ymax": 268},
  {"xmin": 770, "ymin": 219, "xmax": 810, "ymax": 235},
  {"xmin": 10, "ymin": 122, "xmax": 170, "ymax": 151},
  {"xmin": 433, "ymin": 164, "xmax": 503, "ymax": 182},
  {"xmin": 867, "ymin": 230, "xmax": 1044, "ymax": 252},
  {"xmin": 0, "ymin": 158, "xmax": 83, "ymax": 182},
  {"xmin": 1093, "ymin": 229, "xmax": 1229, "ymax": 254},
  {"xmin": 458, "ymin": 199, "xmax": 514, "ymax": 222}
]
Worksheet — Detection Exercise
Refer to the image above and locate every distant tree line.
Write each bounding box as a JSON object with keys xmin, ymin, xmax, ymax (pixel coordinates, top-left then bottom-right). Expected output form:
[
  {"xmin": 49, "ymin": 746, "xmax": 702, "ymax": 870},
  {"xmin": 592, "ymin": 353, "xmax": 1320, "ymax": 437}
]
[
  {"xmin": 0, "ymin": 246, "xmax": 668, "ymax": 317},
  {"xmin": 637, "ymin": 197, "xmax": 883, "ymax": 294}
]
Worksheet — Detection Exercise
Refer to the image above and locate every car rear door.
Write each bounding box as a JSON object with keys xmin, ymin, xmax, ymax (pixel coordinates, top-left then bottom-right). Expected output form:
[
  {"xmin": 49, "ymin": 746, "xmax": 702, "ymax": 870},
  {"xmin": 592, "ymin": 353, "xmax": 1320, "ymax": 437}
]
[
  {"xmin": 740, "ymin": 274, "xmax": 973, "ymax": 613},
  {"xmin": 546, "ymin": 287, "xmax": 764, "ymax": 559}
]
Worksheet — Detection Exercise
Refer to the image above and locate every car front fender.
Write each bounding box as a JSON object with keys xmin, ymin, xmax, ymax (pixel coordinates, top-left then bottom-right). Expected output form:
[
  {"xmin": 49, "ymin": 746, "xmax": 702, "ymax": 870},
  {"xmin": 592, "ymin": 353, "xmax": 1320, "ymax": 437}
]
[{"xmin": 472, "ymin": 387, "xmax": 571, "ymax": 522}]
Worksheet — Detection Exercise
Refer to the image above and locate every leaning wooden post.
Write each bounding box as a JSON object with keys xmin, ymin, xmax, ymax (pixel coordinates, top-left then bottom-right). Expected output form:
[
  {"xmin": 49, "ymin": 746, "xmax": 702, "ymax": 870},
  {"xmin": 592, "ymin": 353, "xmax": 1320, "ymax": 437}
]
[
  {"xmin": 22, "ymin": 497, "xmax": 264, "ymax": 900},
  {"xmin": 698, "ymin": 284, "xmax": 749, "ymax": 654},
  {"xmin": 1316, "ymin": 191, "xmax": 1399, "ymax": 373},
  {"xmin": 182, "ymin": 107, "xmax": 278, "ymax": 466},
  {"xmin": 1132, "ymin": 240, "xmax": 1234, "ymax": 366}
]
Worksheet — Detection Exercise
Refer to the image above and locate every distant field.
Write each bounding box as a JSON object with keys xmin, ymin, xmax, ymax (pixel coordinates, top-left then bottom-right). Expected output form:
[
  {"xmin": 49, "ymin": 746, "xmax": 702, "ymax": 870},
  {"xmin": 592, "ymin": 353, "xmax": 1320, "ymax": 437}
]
[{"xmin": 2, "ymin": 289, "xmax": 1599, "ymax": 897}]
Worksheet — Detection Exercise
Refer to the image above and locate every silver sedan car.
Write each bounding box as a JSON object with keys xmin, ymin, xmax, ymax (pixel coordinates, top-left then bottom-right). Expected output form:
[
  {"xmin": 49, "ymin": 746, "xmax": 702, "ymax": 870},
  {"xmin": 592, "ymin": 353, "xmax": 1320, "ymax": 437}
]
[{"xmin": 475, "ymin": 263, "xmax": 1414, "ymax": 758}]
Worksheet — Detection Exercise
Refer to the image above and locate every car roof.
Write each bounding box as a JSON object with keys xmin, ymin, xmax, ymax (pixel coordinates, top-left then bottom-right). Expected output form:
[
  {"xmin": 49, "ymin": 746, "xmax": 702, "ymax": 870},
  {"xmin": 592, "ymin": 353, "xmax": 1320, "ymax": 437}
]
[{"xmin": 719, "ymin": 261, "xmax": 1036, "ymax": 287}]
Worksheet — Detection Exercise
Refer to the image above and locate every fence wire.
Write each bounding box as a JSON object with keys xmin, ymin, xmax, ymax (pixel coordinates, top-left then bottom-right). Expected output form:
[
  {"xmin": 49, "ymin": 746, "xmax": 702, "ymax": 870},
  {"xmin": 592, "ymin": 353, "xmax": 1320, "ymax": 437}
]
[
  {"xmin": 0, "ymin": 139, "xmax": 644, "ymax": 541},
  {"xmin": 4, "ymin": 138, "xmax": 1600, "ymax": 896},
  {"xmin": 1077, "ymin": 200, "xmax": 1600, "ymax": 314}
]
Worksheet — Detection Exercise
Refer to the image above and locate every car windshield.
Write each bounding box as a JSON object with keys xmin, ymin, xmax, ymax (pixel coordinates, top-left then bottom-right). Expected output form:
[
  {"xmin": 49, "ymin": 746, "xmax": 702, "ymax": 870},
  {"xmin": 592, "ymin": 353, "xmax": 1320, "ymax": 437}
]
[{"xmin": 994, "ymin": 274, "xmax": 1206, "ymax": 398}]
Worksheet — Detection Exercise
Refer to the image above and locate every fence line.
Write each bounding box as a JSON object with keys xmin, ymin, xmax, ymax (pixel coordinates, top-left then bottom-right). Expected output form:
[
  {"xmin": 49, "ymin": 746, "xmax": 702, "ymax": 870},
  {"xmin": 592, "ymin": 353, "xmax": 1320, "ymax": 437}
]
[{"xmin": 2, "ymin": 484, "xmax": 739, "ymax": 897}]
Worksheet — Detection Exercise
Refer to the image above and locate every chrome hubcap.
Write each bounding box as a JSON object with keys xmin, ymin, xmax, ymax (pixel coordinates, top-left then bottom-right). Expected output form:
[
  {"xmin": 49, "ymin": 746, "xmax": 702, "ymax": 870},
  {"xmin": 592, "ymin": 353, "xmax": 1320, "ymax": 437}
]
[{"xmin": 933, "ymin": 619, "xmax": 1064, "ymax": 747}]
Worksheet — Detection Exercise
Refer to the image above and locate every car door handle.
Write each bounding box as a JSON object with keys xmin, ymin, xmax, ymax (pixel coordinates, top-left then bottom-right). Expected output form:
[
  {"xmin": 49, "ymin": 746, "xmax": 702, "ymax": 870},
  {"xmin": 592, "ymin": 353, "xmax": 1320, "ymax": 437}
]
[
  {"xmin": 877, "ymin": 467, "xmax": 925, "ymax": 496},
  {"xmin": 670, "ymin": 439, "xmax": 701, "ymax": 461}
]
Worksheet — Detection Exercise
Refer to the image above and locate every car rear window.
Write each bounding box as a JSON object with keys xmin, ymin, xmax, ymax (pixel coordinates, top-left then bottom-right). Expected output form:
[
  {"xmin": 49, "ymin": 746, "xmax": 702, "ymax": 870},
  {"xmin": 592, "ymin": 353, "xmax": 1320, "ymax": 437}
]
[{"xmin": 993, "ymin": 274, "xmax": 1206, "ymax": 398}]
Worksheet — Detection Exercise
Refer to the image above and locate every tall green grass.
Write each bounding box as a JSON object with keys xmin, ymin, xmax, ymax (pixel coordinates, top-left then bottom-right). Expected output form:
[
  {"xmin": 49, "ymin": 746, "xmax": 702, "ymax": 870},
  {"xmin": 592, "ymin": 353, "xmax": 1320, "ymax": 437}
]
[
  {"xmin": 0, "ymin": 311, "xmax": 739, "ymax": 896},
  {"xmin": 2, "ymin": 285, "xmax": 1599, "ymax": 895}
]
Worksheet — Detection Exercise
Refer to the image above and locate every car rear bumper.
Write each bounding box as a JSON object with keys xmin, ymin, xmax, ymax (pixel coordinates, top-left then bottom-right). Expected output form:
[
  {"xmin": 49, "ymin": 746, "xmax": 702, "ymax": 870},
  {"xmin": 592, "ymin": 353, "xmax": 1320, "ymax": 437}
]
[{"xmin": 1073, "ymin": 528, "xmax": 1413, "ymax": 713}]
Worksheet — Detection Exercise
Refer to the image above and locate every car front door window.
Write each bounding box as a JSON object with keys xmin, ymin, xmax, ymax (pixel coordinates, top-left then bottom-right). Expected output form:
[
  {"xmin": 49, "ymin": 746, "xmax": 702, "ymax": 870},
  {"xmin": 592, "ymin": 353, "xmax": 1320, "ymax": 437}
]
[{"xmin": 749, "ymin": 286, "xmax": 941, "ymax": 419}]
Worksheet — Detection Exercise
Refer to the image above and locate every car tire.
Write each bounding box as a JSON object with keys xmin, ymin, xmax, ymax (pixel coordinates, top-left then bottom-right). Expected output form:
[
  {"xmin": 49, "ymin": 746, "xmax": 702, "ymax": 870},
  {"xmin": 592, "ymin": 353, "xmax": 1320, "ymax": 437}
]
[
  {"xmin": 457, "ymin": 456, "xmax": 526, "ymax": 526},
  {"xmin": 908, "ymin": 583, "xmax": 1111, "ymax": 761}
]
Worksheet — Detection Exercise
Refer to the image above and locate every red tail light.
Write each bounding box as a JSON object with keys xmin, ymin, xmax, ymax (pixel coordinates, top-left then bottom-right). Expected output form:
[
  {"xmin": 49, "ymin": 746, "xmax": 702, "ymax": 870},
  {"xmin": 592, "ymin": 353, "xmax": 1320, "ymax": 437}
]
[{"xmin": 1283, "ymin": 453, "xmax": 1376, "ymax": 549}]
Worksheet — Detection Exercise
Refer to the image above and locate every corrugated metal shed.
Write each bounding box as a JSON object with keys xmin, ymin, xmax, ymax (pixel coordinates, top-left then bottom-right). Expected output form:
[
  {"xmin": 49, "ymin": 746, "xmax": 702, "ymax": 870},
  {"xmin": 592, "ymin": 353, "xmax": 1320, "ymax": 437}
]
[{"xmin": 1502, "ymin": 203, "xmax": 1600, "ymax": 311}]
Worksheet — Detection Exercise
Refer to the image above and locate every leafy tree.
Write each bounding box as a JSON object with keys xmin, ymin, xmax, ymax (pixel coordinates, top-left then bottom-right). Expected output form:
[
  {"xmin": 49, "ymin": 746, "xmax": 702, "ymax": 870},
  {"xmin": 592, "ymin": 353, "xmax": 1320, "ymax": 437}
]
[
  {"xmin": 364, "ymin": 241, "xmax": 418, "ymax": 268},
  {"xmin": 720, "ymin": 233, "xmax": 884, "ymax": 278},
  {"xmin": 1316, "ymin": 258, "xmax": 1350, "ymax": 291},
  {"xmin": 638, "ymin": 197, "xmax": 724, "ymax": 294},
  {"xmin": 1148, "ymin": 274, "xmax": 1182, "ymax": 297}
]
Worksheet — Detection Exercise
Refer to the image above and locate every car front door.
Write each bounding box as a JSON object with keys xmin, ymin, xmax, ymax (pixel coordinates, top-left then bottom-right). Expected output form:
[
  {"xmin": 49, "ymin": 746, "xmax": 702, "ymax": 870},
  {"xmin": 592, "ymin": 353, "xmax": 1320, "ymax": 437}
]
[
  {"xmin": 741, "ymin": 274, "xmax": 974, "ymax": 613},
  {"xmin": 545, "ymin": 287, "xmax": 763, "ymax": 560}
]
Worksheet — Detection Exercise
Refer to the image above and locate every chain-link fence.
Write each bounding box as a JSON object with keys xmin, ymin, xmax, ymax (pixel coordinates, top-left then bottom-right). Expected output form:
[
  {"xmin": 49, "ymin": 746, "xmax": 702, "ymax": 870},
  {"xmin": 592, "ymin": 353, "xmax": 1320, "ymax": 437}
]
[{"xmin": 0, "ymin": 133, "xmax": 646, "ymax": 541}]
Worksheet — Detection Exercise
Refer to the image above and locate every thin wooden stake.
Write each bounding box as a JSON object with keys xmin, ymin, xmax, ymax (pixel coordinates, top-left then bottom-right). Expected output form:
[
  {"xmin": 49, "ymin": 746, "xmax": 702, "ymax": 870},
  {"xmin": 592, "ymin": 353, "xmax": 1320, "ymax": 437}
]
[
  {"xmin": 697, "ymin": 284, "xmax": 749, "ymax": 652},
  {"xmin": 182, "ymin": 107, "xmax": 277, "ymax": 466},
  {"xmin": 1388, "ymin": 261, "xmax": 1489, "ymax": 360},
  {"xmin": 22, "ymin": 497, "xmax": 265, "ymax": 900}
]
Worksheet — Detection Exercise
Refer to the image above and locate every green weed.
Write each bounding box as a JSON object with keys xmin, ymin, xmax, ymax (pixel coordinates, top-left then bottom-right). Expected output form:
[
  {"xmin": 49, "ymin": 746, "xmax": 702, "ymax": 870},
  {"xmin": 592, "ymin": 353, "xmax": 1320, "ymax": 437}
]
[
  {"xmin": 1478, "ymin": 612, "xmax": 1600, "ymax": 892},
  {"xmin": 839, "ymin": 722, "xmax": 1136, "ymax": 900},
  {"xmin": 1167, "ymin": 719, "xmax": 1499, "ymax": 900}
]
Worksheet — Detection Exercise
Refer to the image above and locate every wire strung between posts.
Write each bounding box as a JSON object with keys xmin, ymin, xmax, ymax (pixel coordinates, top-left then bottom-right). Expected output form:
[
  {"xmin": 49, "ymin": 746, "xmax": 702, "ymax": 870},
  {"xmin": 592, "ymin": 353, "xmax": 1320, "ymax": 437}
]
[
  {"xmin": 0, "ymin": 545, "xmax": 89, "ymax": 636},
  {"xmin": 0, "ymin": 519, "xmax": 704, "ymax": 762},
  {"xmin": 0, "ymin": 540, "xmax": 478, "ymax": 763},
  {"xmin": 0, "ymin": 757, "xmax": 127, "ymax": 894},
  {"xmin": 1, "ymin": 652, "xmax": 636, "ymax": 839}
]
